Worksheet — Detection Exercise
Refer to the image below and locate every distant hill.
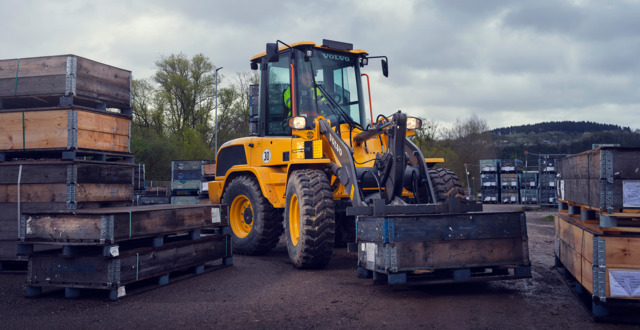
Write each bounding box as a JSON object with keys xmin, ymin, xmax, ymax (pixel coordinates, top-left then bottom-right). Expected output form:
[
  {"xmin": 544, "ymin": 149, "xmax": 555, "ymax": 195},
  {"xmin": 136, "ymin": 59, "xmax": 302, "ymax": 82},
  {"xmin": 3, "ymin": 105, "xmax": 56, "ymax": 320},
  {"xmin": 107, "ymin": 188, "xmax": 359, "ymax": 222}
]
[{"xmin": 491, "ymin": 121, "xmax": 640, "ymax": 158}]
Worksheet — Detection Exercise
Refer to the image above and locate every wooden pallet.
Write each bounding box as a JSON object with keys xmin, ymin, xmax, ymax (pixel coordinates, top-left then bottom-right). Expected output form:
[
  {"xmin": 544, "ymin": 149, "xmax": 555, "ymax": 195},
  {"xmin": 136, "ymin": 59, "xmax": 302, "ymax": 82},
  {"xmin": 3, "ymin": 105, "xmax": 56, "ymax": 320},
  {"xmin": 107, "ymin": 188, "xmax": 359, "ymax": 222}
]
[
  {"xmin": 558, "ymin": 147, "xmax": 640, "ymax": 212},
  {"xmin": 356, "ymin": 211, "xmax": 531, "ymax": 285},
  {"xmin": 0, "ymin": 55, "xmax": 131, "ymax": 111},
  {"xmin": 25, "ymin": 232, "xmax": 232, "ymax": 300},
  {"xmin": 19, "ymin": 204, "xmax": 228, "ymax": 245},
  {"xmin": 0, "ymin": 106, "xmax": 131, "ymax": 155},
  {"xmin": 558, "ymin": 199, "xmax": 640, "ymax": 229},
  {"xmin": 554, "ymin": 212, "xmax": 640, "ymax": 319}
]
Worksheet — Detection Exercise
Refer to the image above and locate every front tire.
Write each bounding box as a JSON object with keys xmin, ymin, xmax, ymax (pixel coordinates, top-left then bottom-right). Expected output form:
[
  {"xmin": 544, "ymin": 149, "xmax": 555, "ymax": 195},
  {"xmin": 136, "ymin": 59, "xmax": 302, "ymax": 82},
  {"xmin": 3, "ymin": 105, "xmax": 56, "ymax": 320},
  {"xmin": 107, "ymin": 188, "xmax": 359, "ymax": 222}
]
[
  {"xmin": 222, "ymin": 176, "xmax": 283, "ymax": 255},
  {"xmin": 284, "ymin": 169, "xmax": 335, "ymax": 269}
]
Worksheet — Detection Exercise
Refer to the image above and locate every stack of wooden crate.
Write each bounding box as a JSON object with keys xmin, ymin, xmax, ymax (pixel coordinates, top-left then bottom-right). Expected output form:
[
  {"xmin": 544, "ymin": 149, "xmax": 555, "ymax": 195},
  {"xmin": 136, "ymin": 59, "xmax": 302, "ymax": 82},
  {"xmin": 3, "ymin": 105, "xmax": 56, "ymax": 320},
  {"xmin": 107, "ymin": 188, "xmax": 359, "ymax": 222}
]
[
  {"xmin": 18, "ymin": 204, "xmax": 231, "ymax": 300},
  {"xmin": 0, "ymin": 55, "xmax": 135, "ymax": 266},
  {"xmin": 555, "ymin": 147, "xmax": 640, "ymax": 319},
  {"xmin": 171, "ymin": 160, "xmax": 206, "ymax": 205}
]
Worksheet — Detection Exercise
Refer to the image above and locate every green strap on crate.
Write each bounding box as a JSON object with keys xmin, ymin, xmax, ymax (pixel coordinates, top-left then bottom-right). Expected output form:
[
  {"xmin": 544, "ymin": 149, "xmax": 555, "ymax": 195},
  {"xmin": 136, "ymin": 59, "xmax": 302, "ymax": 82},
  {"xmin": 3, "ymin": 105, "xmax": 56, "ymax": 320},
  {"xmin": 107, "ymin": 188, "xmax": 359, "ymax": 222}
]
[
  {"xmin": 128, "ymin": 212, "xmax": 132, "ymax": 238},
  {"xmin": 14, "ymin": 58, "xmax": 20, "ymax": 96}
]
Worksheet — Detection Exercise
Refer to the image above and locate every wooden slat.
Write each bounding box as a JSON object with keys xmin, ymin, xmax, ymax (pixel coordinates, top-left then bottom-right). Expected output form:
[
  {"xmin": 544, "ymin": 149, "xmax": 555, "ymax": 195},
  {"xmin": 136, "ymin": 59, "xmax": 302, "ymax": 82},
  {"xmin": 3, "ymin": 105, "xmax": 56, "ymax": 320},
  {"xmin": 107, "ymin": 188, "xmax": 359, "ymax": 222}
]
[
  {"xmin": 76, "ymin": 130, "xmax": 130, "ymax": 153},
  {"xmin": 0, "ymin": 183, "xmax": 132, "ymax": 203},
  {"xmin": 0, "ymin": 56, "xmax": 68, "ymax": 79},
  {"xmin": 394, "ymin": 238, "xmax": 525, "ymax": 269},
  {"xmin": 0, "ymin": 160, "xmax": 134, "ymax": 184},
  {"xmin": 77, "ymin": 111, "xmax": 130, "ymax": 135}
]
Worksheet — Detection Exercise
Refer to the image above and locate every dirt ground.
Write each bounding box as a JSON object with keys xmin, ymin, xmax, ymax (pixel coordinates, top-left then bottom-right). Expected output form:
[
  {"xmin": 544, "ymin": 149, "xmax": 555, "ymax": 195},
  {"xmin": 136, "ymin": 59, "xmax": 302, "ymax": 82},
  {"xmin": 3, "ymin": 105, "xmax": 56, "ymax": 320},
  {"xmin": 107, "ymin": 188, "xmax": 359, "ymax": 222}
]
[{"xmin": 1, "ymin": 204, "xmax": 638, "ymax": 329}]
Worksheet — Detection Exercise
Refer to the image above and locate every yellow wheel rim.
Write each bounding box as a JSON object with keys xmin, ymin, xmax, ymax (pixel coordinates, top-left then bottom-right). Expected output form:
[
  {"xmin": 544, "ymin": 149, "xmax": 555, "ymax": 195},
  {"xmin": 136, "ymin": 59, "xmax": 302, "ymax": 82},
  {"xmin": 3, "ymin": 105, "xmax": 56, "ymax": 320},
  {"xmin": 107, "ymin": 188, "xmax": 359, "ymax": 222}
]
[
  {"xmin": 230, "ymin": 195, "xmax": 253, "ymax": 238},
  {"xmin": 288, "ymin": 194, "xmax": 300, "ymax": 246}
]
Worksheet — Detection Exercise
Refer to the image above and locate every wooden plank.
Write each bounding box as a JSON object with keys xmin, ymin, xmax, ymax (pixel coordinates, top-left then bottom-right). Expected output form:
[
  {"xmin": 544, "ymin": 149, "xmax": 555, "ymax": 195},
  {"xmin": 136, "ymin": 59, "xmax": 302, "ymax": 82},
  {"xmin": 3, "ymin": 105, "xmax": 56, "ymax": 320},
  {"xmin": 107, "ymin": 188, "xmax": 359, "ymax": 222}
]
[
  {"xmin": 0, "ymin": 160, "xmax": 134, "ymax": 184},
  {"xmin": 0, "ymin": 183, "xmax": 132, "ymax": 203},
  {"xmin": 76, "ymin": 130, "xmax": 130, "ymax": 153},
  {"xmin": 557, "ymin": 238, "xmax": 582, "ymax": 284},
  {"xmin": 603, "ymin": 236, "xmax": 640, "ymax": 268},
  {"xmin": 77, "ymin": 111, "xmax": 130, "ymax": 136},
  {"xmin": 0, "ymin": 56, "xmax": 67, "ymax": 79},
  {"xmin": 75, "ymin": 183, "xmax": 132, "ymax": 202},
  {"xmin": 393, "ymin": 238, "xmax": 525, "ymax": 269},
  {"xmin": 357, "ymin": 212, "xmax": 524, "ymax": 243}
]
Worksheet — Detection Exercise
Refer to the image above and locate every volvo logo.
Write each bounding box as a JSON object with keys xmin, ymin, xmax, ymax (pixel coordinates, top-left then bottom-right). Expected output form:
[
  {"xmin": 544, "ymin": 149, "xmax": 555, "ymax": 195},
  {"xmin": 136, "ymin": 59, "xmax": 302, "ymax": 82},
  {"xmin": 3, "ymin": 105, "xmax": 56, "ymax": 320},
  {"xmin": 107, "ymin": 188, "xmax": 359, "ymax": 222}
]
[
  {"xmin": 322, "ymin": 54, "xmax": 351, "ymax": 62},
  {"xmin": 329, "ymin": 134, "xmax": 343, "ymax": 156}
]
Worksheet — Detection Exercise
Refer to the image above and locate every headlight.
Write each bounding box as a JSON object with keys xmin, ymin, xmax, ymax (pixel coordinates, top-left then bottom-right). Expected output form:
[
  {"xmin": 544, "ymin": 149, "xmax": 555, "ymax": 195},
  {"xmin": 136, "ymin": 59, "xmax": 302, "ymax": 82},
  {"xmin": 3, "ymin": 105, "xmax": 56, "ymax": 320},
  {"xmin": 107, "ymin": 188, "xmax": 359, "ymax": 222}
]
[
  {"xmin": 407, "ymin": 117, "xmax": 422, "ymax": 130},
  {"xmin": 288, "ymin": 116, "xmax": 307, "ymax": 130}
]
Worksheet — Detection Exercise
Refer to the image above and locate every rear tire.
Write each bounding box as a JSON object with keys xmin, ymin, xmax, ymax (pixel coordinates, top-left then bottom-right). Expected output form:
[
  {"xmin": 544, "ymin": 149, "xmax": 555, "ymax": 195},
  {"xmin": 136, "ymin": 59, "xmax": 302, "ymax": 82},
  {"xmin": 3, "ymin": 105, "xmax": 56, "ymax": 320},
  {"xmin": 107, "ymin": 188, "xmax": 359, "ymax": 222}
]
[
  {"xmin": 284, "ymin": 169, "xmax": 335, "ymax": 269},
  {"xmin": 222, "ymin": 176, "xmax": 283, "ymax": 255},
  {"xmin": 429, "ymin": 167, "xmax": 466, "ymax": 208}
]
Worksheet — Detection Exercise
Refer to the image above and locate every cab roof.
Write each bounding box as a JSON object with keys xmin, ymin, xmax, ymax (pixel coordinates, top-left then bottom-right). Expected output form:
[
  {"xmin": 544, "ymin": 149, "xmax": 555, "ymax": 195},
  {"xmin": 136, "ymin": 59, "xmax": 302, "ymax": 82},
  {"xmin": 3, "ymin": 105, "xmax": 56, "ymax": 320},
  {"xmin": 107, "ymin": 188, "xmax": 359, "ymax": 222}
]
[{"xmin": 250, "ymin": 40, "xmax": 369, "ymax": 62}]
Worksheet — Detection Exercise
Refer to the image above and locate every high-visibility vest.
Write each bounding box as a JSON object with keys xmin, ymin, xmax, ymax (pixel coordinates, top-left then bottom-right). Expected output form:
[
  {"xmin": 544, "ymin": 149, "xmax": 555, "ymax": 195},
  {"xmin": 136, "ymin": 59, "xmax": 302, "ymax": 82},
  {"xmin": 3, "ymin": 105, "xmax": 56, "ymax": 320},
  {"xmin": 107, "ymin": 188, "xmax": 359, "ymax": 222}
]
[{"xmin": 284, "ymin": 86, "xmax": 324, "ymax": 115}]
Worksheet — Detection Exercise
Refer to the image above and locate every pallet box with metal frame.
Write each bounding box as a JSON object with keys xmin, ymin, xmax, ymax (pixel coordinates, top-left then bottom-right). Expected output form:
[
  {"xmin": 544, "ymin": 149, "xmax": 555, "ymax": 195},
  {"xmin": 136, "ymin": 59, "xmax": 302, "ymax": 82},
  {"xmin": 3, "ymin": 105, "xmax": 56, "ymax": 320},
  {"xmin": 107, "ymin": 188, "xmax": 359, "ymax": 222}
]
[
  {"xmin": 0, "ymin": 54, "xmax": 131, "ymax": 113},
  {"xmin": 354, "ymin": 201, "xmax": 531, "ymax": 285},
  {"xmin": 554, "ymin": 211, "xmax": 640, "ymax": 321},
  {"xmin": 19, "ymin": 204, "xmax": 232, "ymax": 300}
]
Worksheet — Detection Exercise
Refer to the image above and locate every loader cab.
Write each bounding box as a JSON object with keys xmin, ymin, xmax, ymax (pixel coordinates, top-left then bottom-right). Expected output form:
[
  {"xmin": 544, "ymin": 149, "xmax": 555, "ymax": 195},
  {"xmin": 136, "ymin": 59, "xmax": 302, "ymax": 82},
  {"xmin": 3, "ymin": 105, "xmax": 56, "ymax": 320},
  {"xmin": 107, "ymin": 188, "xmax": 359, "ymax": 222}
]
[{"xmin": 250, "ymin": 40, "xmax": 371, "ymax": 136}]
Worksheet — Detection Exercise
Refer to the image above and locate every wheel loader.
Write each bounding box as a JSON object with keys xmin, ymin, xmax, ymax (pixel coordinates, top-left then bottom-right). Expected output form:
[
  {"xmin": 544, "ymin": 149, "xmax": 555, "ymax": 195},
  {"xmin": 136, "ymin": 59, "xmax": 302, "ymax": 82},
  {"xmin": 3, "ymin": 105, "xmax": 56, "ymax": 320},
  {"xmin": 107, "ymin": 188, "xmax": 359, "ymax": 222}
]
[{"xmin": 208, "ymin": 39, "xmax": 531, "ymax": 284}]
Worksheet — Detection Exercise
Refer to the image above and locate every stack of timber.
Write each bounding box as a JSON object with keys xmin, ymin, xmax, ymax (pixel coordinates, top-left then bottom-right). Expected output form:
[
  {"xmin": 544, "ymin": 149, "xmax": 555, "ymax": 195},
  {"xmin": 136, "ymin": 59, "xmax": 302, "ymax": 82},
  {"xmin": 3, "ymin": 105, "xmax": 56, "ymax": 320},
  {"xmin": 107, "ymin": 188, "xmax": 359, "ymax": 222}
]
[
  {"xmin": 199, "ymin": 161, "xmax": 216, "ymax": 205},
  {"xmin": 0, "ymin": 55, "xmax": 134, "ymax": 265},
  {"xmin": 19, "ymin": 204, "xmax": 232, "ymax": 300},
  {"xmin": 554, "ymin": 147, "xmax": 640, "ymax": 320},
  {"xmin": 480, "ymin": 159, "xmax": 500, "ymax": 204},
  {"xmin": 171, "ymin": 160, "xmax": 206, "ymax": 205}
]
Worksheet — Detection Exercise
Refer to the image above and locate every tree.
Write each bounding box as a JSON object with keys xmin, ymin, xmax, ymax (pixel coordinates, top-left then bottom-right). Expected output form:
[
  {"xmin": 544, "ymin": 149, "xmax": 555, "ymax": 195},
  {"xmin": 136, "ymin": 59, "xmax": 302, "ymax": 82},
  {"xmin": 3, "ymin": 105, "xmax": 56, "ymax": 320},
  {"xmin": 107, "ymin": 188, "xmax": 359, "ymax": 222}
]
[
  {"xmin": 440, "ymin": 114, "xmax": 497, "ymax": 189},
  {"xmin": 153, "ymin": 53, "xmax": 219, "ymax": 139}
]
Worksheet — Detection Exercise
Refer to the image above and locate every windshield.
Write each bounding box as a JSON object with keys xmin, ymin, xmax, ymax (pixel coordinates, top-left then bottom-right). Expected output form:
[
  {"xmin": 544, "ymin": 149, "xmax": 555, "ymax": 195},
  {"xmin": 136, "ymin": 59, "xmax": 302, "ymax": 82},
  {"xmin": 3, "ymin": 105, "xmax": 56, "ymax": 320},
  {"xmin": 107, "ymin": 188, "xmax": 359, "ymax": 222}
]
[{"xmin": 295, "ymin": 49, "xmax": 366, "ymax": 128}]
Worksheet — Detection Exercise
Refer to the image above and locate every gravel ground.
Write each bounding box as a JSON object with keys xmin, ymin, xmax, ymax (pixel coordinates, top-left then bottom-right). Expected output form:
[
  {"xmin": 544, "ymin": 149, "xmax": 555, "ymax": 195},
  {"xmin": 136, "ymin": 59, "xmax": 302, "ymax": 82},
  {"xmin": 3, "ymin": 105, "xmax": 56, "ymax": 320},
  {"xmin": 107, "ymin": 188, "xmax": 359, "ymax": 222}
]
[{"xmin": 0, "ymin": 204, "xmax": 638, "ymax": 329}]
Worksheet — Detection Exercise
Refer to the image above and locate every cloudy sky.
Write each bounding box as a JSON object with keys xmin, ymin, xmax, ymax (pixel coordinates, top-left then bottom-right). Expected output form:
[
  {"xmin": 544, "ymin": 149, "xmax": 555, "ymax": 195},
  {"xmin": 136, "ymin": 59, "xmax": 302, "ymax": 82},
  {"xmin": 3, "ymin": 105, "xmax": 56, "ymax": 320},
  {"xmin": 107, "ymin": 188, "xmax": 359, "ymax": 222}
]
[{"xmin": 2, "ymin": 0, "xmax": 639, "ymax": 130}]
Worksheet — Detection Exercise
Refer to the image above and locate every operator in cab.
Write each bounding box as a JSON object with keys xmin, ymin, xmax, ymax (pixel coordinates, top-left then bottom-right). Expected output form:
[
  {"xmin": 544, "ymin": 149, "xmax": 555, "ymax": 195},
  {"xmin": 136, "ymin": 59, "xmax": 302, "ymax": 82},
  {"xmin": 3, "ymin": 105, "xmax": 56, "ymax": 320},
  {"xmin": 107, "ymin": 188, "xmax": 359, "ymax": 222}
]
[{"xmin": 283, "ymin": 69, "xmax": 327, "ymax": 118}]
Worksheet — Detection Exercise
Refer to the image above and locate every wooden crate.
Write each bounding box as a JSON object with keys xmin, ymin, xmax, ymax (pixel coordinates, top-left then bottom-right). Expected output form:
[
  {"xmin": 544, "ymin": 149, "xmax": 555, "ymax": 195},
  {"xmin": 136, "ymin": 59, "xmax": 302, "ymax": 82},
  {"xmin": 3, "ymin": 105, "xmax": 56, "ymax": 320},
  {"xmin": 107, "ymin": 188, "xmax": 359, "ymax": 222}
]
[
  {"xmin": 0, "ymin": 55, "xmax": 131, "ymax": 110},
  {"xmin": 0, "ymin": 107, "xmax": 131, "ymax": 154},
  {"xmin": 356, "ymin": 211, "xmax": 531, "ymax": 284},
  {"xmin": 171, "ymin": 160, "xmax": 205, "ymax": 191},
  {"xmin": 19, "ymin": 204, "xmax": 228, "ymax": 244},
  {"xmin": 26, "ymin": 233, "xmax": 232, "ymax": 297},
  {"xmin": 555, "ymin": 212, "xmax": 640, "ymax": 305},
  {"xmin": 558, "ymin": 147, "xmax": 640, "ymax": 212},
  {"xmin": 0, "ymin": 159, "xmax": 133, "ymax": 207}
]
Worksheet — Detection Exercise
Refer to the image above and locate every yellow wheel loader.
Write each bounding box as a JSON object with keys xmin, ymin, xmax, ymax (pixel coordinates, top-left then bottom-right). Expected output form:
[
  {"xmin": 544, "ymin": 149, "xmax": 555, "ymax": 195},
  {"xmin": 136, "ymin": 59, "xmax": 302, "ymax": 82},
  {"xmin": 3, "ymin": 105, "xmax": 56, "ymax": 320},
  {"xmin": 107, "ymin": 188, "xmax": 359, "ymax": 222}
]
[{"xmin": 209, "ymin": 39, "xmax": 531, "ymax": 284}]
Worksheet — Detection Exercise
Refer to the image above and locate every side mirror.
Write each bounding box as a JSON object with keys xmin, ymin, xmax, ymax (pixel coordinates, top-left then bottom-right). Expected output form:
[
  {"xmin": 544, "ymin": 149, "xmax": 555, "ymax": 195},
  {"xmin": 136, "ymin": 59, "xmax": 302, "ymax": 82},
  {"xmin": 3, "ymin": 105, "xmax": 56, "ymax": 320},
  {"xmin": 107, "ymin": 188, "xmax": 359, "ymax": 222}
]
[
  {"xmin": 266, "ymin": 43, "xmax": 279, "ymax": 63},
  {"xmin": 250, "ymin": 62, "xmax": 258, "ymax": 70},
  {"xmin": 381, "ymin": 59, "xmax": 389, "ymax": 77}
]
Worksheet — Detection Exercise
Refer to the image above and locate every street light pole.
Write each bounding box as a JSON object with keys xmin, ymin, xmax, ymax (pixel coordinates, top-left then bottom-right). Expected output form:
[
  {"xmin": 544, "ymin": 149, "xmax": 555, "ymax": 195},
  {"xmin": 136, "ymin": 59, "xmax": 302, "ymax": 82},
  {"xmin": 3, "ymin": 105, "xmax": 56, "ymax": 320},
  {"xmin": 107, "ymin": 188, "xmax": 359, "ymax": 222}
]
[{"xmin": 214, "ymin": 67, "xmax": 223, "ymax": 161}]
